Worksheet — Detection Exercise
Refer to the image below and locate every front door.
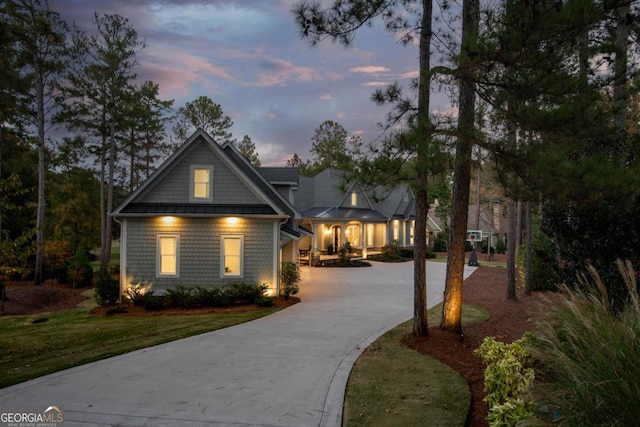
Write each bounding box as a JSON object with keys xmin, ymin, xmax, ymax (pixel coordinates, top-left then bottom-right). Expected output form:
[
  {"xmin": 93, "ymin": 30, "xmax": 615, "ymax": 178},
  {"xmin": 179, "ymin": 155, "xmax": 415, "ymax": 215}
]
[{"xmin": 332, "ymin": 225, "xmax": 341, "ymax": 251}]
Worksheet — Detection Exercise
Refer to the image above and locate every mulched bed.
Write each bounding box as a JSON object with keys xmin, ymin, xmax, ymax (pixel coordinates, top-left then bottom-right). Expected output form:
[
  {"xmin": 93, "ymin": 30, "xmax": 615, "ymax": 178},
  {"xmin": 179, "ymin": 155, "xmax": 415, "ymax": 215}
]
[
  {"xmin": 0, "ymin": 280, "xmax": 89, "ymax": 316},
  {"xmin": 90, "ymin": 297, "xmax": 299, "ymax": 317},
  {"xmin": 405, "ymin": 260, "xmax": 558, "ymax": 427}
]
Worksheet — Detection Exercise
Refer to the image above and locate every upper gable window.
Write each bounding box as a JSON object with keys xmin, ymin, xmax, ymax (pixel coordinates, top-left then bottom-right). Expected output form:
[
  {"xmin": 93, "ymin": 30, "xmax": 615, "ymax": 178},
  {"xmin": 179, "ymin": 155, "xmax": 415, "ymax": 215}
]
[
  {"xmin": 190, "ymin": 165, "xmax": 213, "ymax": 202},
  {"xmin": 351, "ymin": 192, "xmax": 357, "ymax": 206}
]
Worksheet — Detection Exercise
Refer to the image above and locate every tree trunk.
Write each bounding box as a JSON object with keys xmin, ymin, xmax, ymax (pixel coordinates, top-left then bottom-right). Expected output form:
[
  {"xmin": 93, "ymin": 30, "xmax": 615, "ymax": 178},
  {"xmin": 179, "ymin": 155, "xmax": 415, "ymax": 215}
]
[
  {"xmin": 506, "ymin": 195, "xmax": 517, "ymax": 300},
  {"xmin": 411, "ymin": 0, "xmax": 433, "ymax": 337},
  {"xmin": 524, "ymin": 200, "xmax": 533, "ymax": 295},
  {"xmin": 516, "ymin": 199, "xmax": 522, "ymax": 249},
  {"xmin": 0, "ymin": 126, "xmax": 4, "ymax": 242},
  {"xmin": 441, "ymin": 0, "xmax": 479, "ymax": 334},
  {"xmin": 102, "ymin": 122, "xmax": 116, "ymax": 271},
  {"xmin": 475, "ymin": 158, "xmax": 480, "ymax": 231},
  {"xmin": 613, "ymin": 1, "xmax": 628, "ymax": 142},
  {"xmin": 34, "ymin": 70, "xmax": 46, "ymax": 286},
  {"xmin": 99, "ymin": 137, "xmax": 108, "ymax": 270}
]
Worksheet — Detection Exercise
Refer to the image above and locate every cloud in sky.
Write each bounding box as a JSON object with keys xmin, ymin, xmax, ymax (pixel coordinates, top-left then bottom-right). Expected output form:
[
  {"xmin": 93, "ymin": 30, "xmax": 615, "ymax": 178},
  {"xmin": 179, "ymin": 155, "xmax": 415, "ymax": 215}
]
[
  {"xmin": 48, "ymin": 0, "xmax": 451, "ymax": 165},
  {"xmin": 349, "ymin": 66, "xmax": 391, "ymax": 74}
]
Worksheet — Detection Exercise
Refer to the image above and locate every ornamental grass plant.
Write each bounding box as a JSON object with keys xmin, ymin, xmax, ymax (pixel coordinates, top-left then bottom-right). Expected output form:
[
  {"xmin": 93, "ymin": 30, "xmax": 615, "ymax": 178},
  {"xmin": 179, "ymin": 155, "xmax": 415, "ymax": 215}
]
[{"xmin": 529, "ymin": 260, "xmax": 640, "ymax": 426}]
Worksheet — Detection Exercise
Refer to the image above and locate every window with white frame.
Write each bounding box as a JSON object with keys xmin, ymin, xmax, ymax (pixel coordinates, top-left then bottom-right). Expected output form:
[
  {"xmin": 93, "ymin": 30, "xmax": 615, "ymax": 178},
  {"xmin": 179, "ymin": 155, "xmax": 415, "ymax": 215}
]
[
  {"xmin": 346, "ymin": 224, "xmax": 361, "ymax": 246},
  {"xmin": 157, "ymin": 234, "xmax": 179, "ymax": 277},
  {"xmin": 351, "ymin": 192, "xmax": 357, "ymax": 206},
  {"xmin": 409, "ymin": 222, "xmax": 415, "ymax": 245},
  {"xmin": 393, "ymin": 221, "xmax": 400, "ymax": 243},
  {"xmin": 221, "ymin": 235, "xmax": 244, "ymax": 277},
  {"xmin": 190, "ymin": 165, "xmax": 213, "ymax": 201},
  {"xmin": 366, "ymin": 224, "xmax": 374, "ymax": 247}
]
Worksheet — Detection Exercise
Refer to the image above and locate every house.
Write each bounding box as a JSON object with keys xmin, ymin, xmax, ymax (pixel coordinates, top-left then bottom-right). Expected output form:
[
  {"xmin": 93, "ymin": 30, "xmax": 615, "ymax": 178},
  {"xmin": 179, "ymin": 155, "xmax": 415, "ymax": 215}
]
[
  {"xmin": 111, "ymin": 129, "xmax": 305, "ymax": 298},
  {"xmin": 284, "ymin": 168, "xmax": 442, "ymax": 260},
  {"xmin": 112, "ymin": 130, "xmax": 445, "ymax": 299}
]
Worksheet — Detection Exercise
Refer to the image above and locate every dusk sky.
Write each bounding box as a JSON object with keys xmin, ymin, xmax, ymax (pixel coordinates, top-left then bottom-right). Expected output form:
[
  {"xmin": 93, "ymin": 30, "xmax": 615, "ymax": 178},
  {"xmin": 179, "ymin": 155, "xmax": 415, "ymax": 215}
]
[{"xmin": 49, "ymin": 0, "xmax": 454, "ymax": 166}]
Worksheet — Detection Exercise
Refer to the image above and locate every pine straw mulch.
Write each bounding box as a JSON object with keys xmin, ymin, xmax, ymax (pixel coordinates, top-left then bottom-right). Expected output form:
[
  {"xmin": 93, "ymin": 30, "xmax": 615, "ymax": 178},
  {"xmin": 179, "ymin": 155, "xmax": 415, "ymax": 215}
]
[{"xmin": 405, "ymin": 263, "xmax": 558, "ymax": 427}]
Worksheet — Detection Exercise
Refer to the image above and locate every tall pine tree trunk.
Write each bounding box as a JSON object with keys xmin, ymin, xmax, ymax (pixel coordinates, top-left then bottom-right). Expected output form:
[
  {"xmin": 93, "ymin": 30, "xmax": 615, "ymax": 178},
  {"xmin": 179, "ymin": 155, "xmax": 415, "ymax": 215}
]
[
  {"xmin": 506, "ymin": 194, "xmax": 517, "ymax": 300},
  {"xmin": 34, "ymin": 70, "xmax": 46, "ymax": 286},
  {"xmin": 99, "ymin": 137, "xmax": 108, "ymax": 270},
  {"xmin": 412, "ymin": 0, "xmax": 433, "ymax": 337},
  {"xmin": 613, "ymin": 1, "xmax": 628, "ymax": 140},
  {"xmin": 525, "ymin": 200, "xmax": 533, "ymax": 295},
  {"xmin": 441, "ymin": 0, "xmax": 478, "ymax": 333}
]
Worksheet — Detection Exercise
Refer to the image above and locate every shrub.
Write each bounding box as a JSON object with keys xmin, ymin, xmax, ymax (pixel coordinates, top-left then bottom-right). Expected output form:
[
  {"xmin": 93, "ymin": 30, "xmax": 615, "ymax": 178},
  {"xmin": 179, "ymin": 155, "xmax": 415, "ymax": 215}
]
[
  {"xmin": 142, "ymin": 292, "xmax": 165, "ymax": 311},
  {"xmin": 433, "ymin": 234, "xmax": 448, "ymax": 252},
  {"xmin": 338, "ymin": 241, "xmax": 352, "ymax": 263},
  {"xmin": 517, "ymin": 224, "xmax": 557, "ymax": 292},
  {"xmin": 528, "ymin": 260, "xmax": 640, "ymax": 426},
  {"xmin": 94, "ymin": 266, "xmax": 119, "ymax": 306},
  {"xmin": 123, "ymin": 284, "xmax": 148, "ymax": 307},
  {"xmin": 223, "ymin": 282, "xmax": 263, "ymax": 304},
  {"xmin": 495, "ymin": 238, "xmax": 506, "ymax": 254},
  {"xmin": 194, "ymin": 286, "xmax": 225, "ymax": 306},
  {"xmin": 381, "ymin": 243, "xmax": 402, "ymax": 260},
  {"xmin": 474, "ymin": 336, "xmax": 535, "ymax": 426},
  {"xmin": 165, "ymin": 285, "xmax": 199, "ymax": 308},
  {"xmin": 280, "ymin": 261, "xmax": 300, "ymax": 300}
]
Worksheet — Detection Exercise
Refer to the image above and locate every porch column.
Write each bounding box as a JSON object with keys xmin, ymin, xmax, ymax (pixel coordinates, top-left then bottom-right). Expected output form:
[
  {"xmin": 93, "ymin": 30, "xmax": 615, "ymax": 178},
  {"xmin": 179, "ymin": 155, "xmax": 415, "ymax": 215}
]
[
  {"xmin": 311, "ymin": 220, "xmax": 318, "ymax": 252},
  {"xmin": 361, "ymin": 223, "xmax": 367, "ymax": 259}
]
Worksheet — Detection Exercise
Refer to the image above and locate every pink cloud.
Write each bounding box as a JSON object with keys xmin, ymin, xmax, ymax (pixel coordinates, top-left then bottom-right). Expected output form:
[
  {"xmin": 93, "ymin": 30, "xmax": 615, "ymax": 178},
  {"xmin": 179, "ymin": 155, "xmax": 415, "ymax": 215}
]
[
  {"xmin": 361, "ymin": 81, "xmax": 389, "ymax": 87},
  {"xmin": 349, "ymin": 66, "xmax": 390, "ymax": 74}
]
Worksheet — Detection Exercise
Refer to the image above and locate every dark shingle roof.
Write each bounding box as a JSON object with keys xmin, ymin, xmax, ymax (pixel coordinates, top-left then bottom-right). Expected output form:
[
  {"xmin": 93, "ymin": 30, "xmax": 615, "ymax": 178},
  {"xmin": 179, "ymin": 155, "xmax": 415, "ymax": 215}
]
[
  {"xmin": 257, "ymin": 167, "xmax": 299, "ymax": 185},
  {"xmin": 302, "ymin": 207, "xmax": 388, "ymax": 220}
]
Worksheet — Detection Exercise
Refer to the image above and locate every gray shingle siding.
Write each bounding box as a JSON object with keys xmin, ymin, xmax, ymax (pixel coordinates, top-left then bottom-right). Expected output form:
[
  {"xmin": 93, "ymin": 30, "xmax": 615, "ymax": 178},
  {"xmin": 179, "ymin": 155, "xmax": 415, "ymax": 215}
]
[
  {"xmin": 136, "ymin": 142, "xmax": 262, "ymax": 205},
  {"xmin": 124, "ymin": 217, "xmax": 275, "ymax": 293}
]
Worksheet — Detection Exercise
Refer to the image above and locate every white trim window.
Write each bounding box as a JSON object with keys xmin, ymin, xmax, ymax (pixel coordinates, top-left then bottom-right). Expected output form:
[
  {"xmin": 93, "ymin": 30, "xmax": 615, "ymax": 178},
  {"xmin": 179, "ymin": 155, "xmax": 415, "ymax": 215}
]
[
  {"xmin": 190, "ymin": 165, "xmax": 213, "ymax": 202},
  {"xmin": 366, "ymin": 224, "xmax": 374, "ymax": 247},
  {"xmin": 221, "ymin": 235, "xmax": 244, "ymax": 278},
  {"xmin": 157, "ymin": 234, "xmax": 179, "ymax": 277},
  {"xmin": 351, "ymin": 192, "xmax": 357, "ymax": 206},
  {"xmin": 347, "ymin": 224, "xmax": 361, "ymax": 247},
  {"xmin": 409, "ymin": 222, "xmax": 415, "ymax": 245}
]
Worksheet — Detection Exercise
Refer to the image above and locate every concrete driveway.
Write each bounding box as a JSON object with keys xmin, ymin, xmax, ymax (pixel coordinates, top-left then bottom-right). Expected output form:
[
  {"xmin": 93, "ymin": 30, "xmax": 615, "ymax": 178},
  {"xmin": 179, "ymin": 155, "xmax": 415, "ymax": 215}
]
[{"xmin": 0, "ymin": 260, "xmax": 476, "ymax": 427}]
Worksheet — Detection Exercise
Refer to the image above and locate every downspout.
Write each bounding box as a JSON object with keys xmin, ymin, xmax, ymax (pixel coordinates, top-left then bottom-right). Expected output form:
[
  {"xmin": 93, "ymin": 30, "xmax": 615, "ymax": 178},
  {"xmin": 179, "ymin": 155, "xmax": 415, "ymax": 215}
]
[
  {"xmin": 275, "ymin": 218, "xmax": 288, "ymax": 298},
  {"xmin": 113, "ymin": 216, "xmax": 125, "ymax": 302}
]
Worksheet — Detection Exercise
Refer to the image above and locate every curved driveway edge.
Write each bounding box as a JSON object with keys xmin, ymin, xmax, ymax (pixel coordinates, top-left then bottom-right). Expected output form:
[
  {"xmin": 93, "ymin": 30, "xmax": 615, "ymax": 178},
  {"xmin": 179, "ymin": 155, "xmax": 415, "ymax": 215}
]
[{"xmin": 0, "ymin": 260, "xmax": 476, "ymax": 427}]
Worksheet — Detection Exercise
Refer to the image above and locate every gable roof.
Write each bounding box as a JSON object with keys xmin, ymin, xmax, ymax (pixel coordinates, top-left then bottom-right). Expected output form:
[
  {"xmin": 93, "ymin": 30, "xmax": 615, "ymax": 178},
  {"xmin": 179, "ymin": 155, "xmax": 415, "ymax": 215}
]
[
  {"xmin": 257, "ymin": 167, "xmax": 299, "ymax": 187},
  {"xmin": 112, "ymin": 130, "xmax": 302, "ymax": 236},
  {"xmin": 221, "ymin": 141, "xmax": 301, "ymax": 236}
]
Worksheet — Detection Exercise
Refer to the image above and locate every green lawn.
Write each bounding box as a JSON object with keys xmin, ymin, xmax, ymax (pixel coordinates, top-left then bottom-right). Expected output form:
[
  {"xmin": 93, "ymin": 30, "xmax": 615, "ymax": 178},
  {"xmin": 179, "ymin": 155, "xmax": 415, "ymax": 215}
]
[
  {"xmin": 343, "ymin": 302, "xmax": 490, "ymax": 426},
  {"xmin": 0, "ymin": 307, "xmax": 280, "ymax": 389}
]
